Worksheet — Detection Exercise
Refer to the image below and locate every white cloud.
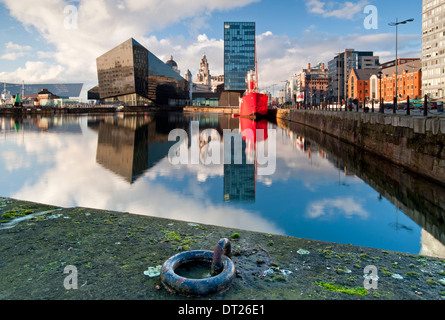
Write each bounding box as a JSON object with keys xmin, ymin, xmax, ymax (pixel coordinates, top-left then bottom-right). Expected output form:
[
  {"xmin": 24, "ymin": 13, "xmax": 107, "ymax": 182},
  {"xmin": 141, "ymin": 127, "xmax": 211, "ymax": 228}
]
[
  {"xmin": 0, "ymin": 61, "xmax": 65, "ymax": 83},
  {"xmin": 1, "ymin": 41, "xmax": 32, "ymax": 60},
  {"xmin": 306, "ymin": 0, "xmax": 369, "ymax": 20},
  {"xmin": 0, "ymin": 0, "xmax": 258, "ymax": 84}
]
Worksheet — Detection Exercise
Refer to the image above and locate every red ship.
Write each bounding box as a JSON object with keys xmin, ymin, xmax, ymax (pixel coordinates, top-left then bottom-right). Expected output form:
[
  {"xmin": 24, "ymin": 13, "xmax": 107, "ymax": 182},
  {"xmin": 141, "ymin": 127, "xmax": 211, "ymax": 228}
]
[{"xmin": 239, "ymin": 70, "xmax": 268, "ymax": 117}]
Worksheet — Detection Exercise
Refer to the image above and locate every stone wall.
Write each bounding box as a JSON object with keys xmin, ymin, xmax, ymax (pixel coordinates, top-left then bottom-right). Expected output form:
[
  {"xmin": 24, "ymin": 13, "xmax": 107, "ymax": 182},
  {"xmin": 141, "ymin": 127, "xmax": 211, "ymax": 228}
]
[{"xmin": 277, "ymin": 109, "xmax": 445, "ymax": 186}]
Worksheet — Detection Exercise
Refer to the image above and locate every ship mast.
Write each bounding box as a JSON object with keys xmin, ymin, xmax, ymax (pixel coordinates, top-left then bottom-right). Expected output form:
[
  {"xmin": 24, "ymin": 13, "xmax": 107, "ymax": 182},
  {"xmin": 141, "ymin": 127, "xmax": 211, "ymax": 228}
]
[{"xmin": 255, "ymin": 34, "xmax": 258, "ymax": 93}]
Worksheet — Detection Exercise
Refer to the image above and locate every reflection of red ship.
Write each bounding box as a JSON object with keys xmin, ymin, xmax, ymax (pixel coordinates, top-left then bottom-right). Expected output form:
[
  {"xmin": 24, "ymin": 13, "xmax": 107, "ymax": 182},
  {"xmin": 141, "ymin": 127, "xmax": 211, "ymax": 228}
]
[
  {"xmin": 239, "ymin": 70, "xmax": 268, "ymax": 117},
  {"xmin": 240, "ymin": 117, "xmax": 268, "ymax": 151}
]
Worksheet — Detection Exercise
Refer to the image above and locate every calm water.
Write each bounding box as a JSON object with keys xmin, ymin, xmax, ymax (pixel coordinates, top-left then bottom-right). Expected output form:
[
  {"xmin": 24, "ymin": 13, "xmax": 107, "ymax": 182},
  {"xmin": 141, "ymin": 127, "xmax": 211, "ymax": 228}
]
[{"xmin": 1, "ymin": 112, "xmax": 444, "ymax": 258}]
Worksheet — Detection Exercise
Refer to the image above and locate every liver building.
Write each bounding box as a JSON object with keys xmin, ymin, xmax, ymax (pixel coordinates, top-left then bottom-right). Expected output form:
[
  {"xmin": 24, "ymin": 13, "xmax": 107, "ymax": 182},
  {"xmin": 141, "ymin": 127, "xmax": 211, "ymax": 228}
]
[{"xmin": 195, "ymin": 54, "xmax": 211, "ymax": 87}]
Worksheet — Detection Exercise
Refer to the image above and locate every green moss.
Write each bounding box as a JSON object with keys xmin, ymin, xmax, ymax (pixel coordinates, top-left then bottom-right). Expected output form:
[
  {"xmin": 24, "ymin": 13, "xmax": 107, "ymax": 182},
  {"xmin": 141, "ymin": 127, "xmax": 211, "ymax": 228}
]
[
  {"xmin": 1, "ymin": 211, "xmax": 17, "ymax": 220},
  {"xmin": 318, "ymin": 248, "xmax": 334, "ymax": 259},
  {"xmin": 380, "ymin": 266, "xmax": 392, "ymax": 276},
  {"xmin": 231, "ymin": 233, "xmax": 240, "ymax": 239},
  {"xmin": 317, "ymin": 282, "xmax": 369, "ymax": 296},
  {"xmin": 164, "ymin": 230, "xmax": 181, "ymax": 242},
  {"xmin": 359, "ymin": 253, "xmax": 369, "ymax": 260},
  {"xmin": 405, "ymin": 271, "xmax": 420, "ymax": 278},
  {"xmin": 1, "ymin": 208, "xmax": 35, "ymax": 222},
  {"xmin": 335, "ymin": 268, "xmax": 349, "ymax": 274},
  {"xmin": 426, "ymin": 278, "xmax": 437, "ymax": 286}
]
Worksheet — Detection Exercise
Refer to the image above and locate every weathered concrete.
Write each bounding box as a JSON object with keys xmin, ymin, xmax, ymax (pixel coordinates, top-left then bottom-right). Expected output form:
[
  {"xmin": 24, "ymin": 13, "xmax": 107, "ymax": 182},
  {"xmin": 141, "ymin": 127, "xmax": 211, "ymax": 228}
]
[
  {"xmin": 1, "ymin": 197, "xmax": 444, "ymax": 300},
  {"xmin": 277, "ymin": 110, "xmax": 445, "ymax": 187}
]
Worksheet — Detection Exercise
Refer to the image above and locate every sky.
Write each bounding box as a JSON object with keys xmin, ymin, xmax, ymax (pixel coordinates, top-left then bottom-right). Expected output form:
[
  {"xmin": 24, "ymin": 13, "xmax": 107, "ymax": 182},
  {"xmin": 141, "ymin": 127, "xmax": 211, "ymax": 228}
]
[{"xmin": 0, "ymin": 0, "xmax": 422, "ymax": 100}]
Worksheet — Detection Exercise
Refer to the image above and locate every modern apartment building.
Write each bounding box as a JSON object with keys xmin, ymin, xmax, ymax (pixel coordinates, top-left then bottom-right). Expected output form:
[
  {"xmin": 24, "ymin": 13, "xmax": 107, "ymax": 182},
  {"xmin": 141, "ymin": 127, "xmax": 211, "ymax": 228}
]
[
  {"xmin": 422, "ymin": 0, "xmax": 445, "ymax": 101},
  {"xmin": 328, "ymin": 49, "xmax": 379, "ymax": 103}
]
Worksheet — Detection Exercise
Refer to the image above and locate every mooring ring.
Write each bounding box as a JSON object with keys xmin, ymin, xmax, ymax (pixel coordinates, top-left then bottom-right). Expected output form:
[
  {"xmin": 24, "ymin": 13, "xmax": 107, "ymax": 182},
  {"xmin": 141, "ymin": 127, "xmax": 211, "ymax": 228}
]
[{"xmin": 160, "ymin": 250, "xmax": 235, "ymax": 297}]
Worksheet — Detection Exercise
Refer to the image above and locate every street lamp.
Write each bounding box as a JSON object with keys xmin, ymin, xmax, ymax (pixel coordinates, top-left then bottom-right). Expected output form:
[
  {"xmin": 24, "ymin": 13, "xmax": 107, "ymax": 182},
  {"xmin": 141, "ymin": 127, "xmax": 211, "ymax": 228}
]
[
  {"xmin": 389, "ymin": 18, "xmax": 414, "ymax": 114},
  {"xmin": 378, "ymin": 71, "xmax": 383, "ymax": 113}
]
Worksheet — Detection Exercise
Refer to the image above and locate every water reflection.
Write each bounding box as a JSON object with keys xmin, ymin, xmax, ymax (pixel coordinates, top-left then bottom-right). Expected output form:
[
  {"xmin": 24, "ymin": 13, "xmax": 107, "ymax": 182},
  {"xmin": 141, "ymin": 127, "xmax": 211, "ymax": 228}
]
[
  {"xmin": 224, "ymin": 119, "xmax": 268, "ymax": 203},
  {"xmin": 93, "ymin": 115, "xmax": 179, "ymax": 183},
  {"xmin": 1, "ymin": 113, "xmax": 444, "ymax": 258},
  {"xmin": 278, "ymin": 118, "xmax": 445, "ymax": 258}
]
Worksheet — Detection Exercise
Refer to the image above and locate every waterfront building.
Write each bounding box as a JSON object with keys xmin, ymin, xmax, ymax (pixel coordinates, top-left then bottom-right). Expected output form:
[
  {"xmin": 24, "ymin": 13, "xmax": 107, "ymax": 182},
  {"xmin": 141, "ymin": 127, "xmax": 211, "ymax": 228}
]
[
  {"xmin": 94, "ymin": 38, "xmax": 189, "ymax": 106},
  {"xmin": 297, "ymin": 63, "xmax": 329, "ymax": 105},
  {"xmin": 211, "ymin": 75, "xmax": 224, "ymax": 92},
  {"xmin": 1, "ymin": 82, "xmax": 82, "ymax": 101},
  {"xmin": 287, "ymin": 74, "xmax": 300, "ymax": 104},
  {"xmin": 347, "ymin": 69, "xmax": 378, "ymax": 103},
  {"xmin": 195, "ymin": 54, "xmax": 211, "ymax": 89},
  {"xmin": 422, "ymin": 0, "xmax": 445, "ymax": 102},
  {"xmin": 165, "ymin": 55, "xmax": 180, "ymax": 74},
  {"xmin": 377, "ymin": 60, "xmax": 422, "ymax": 103},
  {"xmin": 328, "ymin": 49, "xmax": 379, "ymax": 103},
  {"xmin": 379, "ymin": 58, "xmax": 420, "ymax": 70},
  {"xmin": 224, "ymin": 22, "xmax": 256, "ymax": 92}
]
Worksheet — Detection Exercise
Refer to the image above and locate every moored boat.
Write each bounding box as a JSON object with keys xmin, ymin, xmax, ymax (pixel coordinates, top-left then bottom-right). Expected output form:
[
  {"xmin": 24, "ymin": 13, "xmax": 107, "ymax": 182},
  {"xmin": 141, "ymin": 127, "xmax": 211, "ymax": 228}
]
[{"xmin": 239, "ymin": 70, "xmax": 268, "ymax": 118}]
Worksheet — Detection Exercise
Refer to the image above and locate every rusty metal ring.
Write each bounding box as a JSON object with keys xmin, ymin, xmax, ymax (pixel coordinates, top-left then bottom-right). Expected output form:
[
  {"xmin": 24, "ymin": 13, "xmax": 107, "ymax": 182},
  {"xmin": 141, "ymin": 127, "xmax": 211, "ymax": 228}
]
[{"xmin": 160, "ymin": 250, "xmax": 235, "ymax": 297}]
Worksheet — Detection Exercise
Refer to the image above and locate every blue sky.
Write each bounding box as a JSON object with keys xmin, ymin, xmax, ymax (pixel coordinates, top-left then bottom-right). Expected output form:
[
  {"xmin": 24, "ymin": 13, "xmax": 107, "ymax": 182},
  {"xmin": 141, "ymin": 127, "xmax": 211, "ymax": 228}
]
[{"xmin": 0, "ymin": 0, "xmax": 422, "ymax": 100}]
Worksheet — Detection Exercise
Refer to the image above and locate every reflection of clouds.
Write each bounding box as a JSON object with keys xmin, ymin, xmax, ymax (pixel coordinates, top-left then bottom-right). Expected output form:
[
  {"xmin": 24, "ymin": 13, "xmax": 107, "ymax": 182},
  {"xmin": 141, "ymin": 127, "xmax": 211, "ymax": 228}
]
[
  {"xmin": 306, "ymin": 197, "xmax": 369, "ymax": 220},
  {"xmin": 2, "ymin": 150, "xmax": 31, "ymax": 172},
  {"xmin": 256, "ymin": 127, "xmax": 362, "ymax": 190},
  {"xmin": 9, "ymin": 119, "xmax": 284, "ymax": 236}
]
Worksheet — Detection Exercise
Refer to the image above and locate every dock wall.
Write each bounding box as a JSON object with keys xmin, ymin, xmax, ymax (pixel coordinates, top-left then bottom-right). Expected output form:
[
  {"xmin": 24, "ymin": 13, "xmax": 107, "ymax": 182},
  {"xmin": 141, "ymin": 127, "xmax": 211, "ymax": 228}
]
[{"xmin": 277, "ymin": 109, "xmax": 445, "ymax": 187}]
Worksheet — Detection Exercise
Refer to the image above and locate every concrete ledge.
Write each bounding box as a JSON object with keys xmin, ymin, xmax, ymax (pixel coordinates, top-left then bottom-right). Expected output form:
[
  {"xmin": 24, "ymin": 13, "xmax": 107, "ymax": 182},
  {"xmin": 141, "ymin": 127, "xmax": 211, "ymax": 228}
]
[
  {"xmin": 413, "ymin": 117, "xmax": 426, "ymax": 134},
  {"xmin": 1, "ymin": 197, "xmax": 445, "ymax": 300}
]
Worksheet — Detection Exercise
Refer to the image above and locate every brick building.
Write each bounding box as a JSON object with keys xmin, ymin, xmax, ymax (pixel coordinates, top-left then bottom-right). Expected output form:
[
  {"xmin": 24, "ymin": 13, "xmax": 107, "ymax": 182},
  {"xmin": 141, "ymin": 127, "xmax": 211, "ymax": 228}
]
[
  {"xmin": 379, "ymin": 60, "xmax": 422, "ymax": 102},
  {"xmin": 347, "ymin": 69, "xmax": 378, "ymax": 103},
  {"xmin": 297, "ymin": 62, "xmax": 329, "ymax": 105}
]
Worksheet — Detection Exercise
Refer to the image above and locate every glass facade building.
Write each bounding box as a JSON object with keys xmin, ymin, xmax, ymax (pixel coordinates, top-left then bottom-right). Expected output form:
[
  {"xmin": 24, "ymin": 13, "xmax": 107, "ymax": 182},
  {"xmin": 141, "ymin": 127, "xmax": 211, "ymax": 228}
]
[
  {"xmin": 224, "ymin": 22, "xmax": 256, "ymax": 91},
  {"xmin": 96, "ymin": 38, "xmax": 189, "ymax": 106}
]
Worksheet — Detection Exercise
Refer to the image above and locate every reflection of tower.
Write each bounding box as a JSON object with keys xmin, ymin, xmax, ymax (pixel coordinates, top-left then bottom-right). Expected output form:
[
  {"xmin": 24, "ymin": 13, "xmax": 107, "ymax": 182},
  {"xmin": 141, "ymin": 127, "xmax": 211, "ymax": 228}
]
[
  {"xmin": 224, "ymin": 138, "xmax": 256, "ymax": 202},
  {"xmin": 95, "ymin": 115, "xmax": 179, "ymax": 184},
  {"xmin": 223, "ymin": 119, "xmax": 268, "ymax": 203},
  {"xmin": 96, "ymin": 118, "xmax": 149, "ymax": 183}
]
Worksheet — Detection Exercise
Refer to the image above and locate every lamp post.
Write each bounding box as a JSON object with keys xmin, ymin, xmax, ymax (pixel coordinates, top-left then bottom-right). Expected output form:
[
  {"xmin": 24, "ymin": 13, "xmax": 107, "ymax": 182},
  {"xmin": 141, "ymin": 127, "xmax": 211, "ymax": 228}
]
[
  {"xmin": 389, "ymin": 18, "xmax": 414, "ymax": 114},
  {"xmin": 378, "ymin": 71, "xmax": 383, "ymax": 113}
]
